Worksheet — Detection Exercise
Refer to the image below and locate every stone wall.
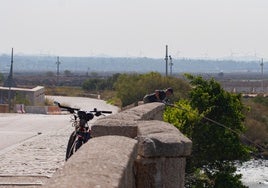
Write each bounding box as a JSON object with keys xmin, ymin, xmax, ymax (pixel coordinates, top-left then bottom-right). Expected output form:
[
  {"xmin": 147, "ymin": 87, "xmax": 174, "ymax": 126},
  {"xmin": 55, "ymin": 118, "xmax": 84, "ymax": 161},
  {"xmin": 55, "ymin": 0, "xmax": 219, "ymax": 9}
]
[{"xmin": 44, "ymin": 102, "xmax": 192, "ymax": 188}]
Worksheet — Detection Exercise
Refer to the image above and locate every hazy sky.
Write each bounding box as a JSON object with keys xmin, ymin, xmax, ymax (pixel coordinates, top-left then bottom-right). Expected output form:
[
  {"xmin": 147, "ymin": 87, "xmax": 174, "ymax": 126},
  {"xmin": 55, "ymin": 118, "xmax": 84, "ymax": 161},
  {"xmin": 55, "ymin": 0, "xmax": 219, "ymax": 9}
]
[{"xmin": 1, "ymin": 0, "xmax": 268, "ymax": 59}]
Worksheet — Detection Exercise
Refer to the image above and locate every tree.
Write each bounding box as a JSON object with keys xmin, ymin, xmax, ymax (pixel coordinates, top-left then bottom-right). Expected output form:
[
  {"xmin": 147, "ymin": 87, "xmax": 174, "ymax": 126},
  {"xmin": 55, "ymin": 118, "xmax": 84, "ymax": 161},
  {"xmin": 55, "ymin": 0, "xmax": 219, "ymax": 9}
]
[
  {"xmin": 164, "ymin": 74, "xmax": 250, "ymax": 188},
  {"xmin": 114, "ymin": 73, "xmax": 141, "ymax": 107},
  {"xmin": 64, "ymin": 70, "xmax": 72, "ymax": 77}
]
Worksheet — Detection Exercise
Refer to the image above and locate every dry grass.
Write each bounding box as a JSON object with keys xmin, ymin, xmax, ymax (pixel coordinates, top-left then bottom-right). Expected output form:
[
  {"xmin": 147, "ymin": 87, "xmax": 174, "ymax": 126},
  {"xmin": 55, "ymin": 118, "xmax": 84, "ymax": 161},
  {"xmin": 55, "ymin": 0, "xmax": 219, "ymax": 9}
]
[{"xmin": 243, "ymin": 98, "xmax": 268, "ymax": 149}]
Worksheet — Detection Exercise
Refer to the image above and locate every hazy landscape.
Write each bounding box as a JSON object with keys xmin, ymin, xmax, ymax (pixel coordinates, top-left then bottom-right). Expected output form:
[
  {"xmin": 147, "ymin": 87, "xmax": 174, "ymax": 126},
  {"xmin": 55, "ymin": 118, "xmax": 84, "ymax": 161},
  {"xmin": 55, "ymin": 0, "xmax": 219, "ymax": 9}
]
[{"xmin": 0, "ymin": 54, "xmax": 266, "ymax": 75}]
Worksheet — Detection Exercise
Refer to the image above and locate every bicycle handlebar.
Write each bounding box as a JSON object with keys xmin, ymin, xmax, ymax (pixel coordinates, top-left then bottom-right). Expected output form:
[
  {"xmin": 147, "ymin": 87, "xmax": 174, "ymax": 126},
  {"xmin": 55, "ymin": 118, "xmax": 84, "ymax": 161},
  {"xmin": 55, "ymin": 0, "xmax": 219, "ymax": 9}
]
[
  {"xmin": 54, "ymin": 101, "xmax": 112, "ymax": 115},
  {"xmin": 54, "ymin": 101, "xmax": 79, "ymax": 113},
  {"xmin": 89, "ymin": 108, "xmax": 112, "ymax": 114}
]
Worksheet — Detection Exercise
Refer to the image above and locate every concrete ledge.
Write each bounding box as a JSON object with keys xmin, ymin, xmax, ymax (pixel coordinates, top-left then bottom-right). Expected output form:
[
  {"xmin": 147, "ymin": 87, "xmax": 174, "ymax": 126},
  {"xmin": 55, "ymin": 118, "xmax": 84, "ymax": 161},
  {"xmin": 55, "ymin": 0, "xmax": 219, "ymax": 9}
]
[
  {"xmin": 91, "ymin": 119, "xmax": 138, "ymax": 138},
  {"xmin": 137, "ymin": 121, "xmax": 192, "ymax": 157},
  {"xmin": 24, "ymin": 106, "xmax": 61, "ymax": 114},
  {"xmin": 25, "ymin": 106, "xmax": 47, "ymax": 114},
  {"xmin": 44, "ymin": 136, "xmax": 138, "ymax": 188}
]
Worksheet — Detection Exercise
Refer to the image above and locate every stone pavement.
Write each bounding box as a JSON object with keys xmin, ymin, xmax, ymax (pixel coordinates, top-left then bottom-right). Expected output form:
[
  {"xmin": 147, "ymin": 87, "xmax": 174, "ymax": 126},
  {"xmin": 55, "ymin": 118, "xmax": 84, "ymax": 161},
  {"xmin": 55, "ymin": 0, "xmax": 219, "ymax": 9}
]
[{"xmin": 0, "ymin": 121, "xmax": 73, "ymax": 187}]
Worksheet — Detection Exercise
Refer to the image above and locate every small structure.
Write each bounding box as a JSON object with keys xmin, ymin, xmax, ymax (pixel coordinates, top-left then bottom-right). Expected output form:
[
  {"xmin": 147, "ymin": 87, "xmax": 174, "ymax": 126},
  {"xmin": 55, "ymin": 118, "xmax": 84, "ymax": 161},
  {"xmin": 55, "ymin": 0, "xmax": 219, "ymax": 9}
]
[{"xmin": 0, "ymin": 86, "xmax": 45, "ymax": 106}]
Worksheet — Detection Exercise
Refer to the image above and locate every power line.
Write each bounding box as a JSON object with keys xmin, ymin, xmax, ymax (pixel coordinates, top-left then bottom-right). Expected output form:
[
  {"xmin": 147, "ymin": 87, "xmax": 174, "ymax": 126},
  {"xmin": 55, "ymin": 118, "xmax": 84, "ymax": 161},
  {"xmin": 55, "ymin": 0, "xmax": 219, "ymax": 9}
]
[{"xmin": 164, "ymin": 102, "xmax": 267, "ymax": 153}]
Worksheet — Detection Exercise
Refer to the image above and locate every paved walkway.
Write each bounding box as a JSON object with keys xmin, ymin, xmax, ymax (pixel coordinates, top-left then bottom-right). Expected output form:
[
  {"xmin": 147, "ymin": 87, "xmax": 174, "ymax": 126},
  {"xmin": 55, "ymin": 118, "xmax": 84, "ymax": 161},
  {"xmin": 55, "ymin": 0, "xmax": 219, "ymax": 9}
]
[{"xmin": 0, "ymin": 119, "xmax": 73, "ymax": 187}]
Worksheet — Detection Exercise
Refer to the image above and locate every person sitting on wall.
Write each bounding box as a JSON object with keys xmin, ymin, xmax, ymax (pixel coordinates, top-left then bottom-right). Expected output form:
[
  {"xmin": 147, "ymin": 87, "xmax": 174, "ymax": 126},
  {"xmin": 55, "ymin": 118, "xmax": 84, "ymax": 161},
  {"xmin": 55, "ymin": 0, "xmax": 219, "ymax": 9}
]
[{"xmin": 143, "ymin": 87, "xmax": 173, "ymax": 104}]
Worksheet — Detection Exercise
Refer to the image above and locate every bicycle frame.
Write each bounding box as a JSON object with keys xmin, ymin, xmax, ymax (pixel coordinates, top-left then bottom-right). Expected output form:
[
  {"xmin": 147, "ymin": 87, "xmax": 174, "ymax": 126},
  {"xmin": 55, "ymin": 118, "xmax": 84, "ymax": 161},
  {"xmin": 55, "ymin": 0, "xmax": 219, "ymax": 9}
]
[{"xmin": 54, "ymin": 102, "xmax": 112, "ymax": 161}]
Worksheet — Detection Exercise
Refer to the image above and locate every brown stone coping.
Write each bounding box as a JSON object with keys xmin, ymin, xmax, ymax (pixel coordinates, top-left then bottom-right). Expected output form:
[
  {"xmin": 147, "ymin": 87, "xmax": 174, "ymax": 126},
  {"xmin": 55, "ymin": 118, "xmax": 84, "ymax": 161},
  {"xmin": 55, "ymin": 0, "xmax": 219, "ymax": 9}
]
[{"xmin": 92, "ymin": 119, "xmax": 192, "ymax": 158}]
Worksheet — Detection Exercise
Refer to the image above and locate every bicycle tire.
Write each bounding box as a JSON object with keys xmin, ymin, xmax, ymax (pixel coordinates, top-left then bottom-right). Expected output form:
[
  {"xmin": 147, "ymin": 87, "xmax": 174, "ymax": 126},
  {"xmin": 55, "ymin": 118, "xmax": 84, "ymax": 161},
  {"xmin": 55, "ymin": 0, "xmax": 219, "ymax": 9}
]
[
  {"xmin": 66, "ymin": 131, "xmax": 76, "ymax": 161},
  {"xmin": 66, "ymin": 131, "xmax": 91, "ymax": 161},
  {"xmin": 74, "ymin": 139, "xmax": 83, "ymax": 152}
]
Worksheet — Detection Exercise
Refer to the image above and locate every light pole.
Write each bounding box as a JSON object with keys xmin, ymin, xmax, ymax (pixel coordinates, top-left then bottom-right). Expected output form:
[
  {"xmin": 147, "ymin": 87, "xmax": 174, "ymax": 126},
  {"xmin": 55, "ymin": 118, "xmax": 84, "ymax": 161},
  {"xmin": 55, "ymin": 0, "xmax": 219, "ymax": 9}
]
[
  {"xmin": 165, "ymin": 45, "xmax": 168, "ymax": 76},
  {"xmin": 169, "ymin": 55, "xmax": 173, "ymax": 76},
  {"xmin": 260, "ymin": 58, "xmax": 264, "ymax": 93},
  {"xmin": 8, "ymin": 48, "xmax": 14, "ymax": 112},
  {"xmin": 56, "ymin": 56, "xmax": 61, "ymax": 85}
]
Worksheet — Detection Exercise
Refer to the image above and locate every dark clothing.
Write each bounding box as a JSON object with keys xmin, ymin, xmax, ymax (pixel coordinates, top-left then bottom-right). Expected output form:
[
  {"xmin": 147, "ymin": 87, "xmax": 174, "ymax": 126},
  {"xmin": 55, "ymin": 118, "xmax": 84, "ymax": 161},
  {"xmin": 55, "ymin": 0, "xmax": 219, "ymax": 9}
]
[{"xmin": 143, "ymin": 90, "xmax": 166, "ymax": 103}]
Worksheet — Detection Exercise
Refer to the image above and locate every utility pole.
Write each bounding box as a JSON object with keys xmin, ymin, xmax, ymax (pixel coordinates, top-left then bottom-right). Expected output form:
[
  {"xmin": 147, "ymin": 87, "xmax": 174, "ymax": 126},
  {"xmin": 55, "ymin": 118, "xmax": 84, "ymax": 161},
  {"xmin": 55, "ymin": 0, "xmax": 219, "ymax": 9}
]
[
  {"xmin": 260, "ymin": 58, "xmax": 264, "ymax": 93},
  {"xmin": 8, "ymin": 48, "xmax": 14, "ymax": 112},
  {"xmin": 165, "ymin": 45, "xmax": 168, "ymax": 76},
  {"xmin": 56, "ymin": 56, "xmax": 61, "ymax": 85},
  {"xmin": 169, "ymin": 55, "xmax": 173, "ymax": 76}
]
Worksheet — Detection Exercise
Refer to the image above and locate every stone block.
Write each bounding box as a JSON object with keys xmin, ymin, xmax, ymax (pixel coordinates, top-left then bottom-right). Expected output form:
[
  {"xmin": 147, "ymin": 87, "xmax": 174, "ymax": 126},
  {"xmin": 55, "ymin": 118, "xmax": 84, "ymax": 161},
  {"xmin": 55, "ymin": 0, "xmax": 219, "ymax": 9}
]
[
  {"xmin": 91, "ymin": 118, "xmax": 138, "ymax": 138},
  {"xmin": 135, "ymin": 156, "xmax": 186, "ymax": 188},
  {"xmin": 24, "ymin": 106, "xmax": 47, "ymax": 114},
  {"xmin": 137, "ymin": 121, "xmax": 192, "ymax": 157}
]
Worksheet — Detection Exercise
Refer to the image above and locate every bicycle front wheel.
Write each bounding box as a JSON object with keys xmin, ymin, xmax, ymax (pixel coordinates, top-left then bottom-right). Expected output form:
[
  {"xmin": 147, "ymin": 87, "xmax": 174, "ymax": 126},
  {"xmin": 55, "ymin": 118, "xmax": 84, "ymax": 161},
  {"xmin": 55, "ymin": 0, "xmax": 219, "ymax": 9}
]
[{"xmin": 65, "ymin": 131, "xmax": 76, "ymax": 161}]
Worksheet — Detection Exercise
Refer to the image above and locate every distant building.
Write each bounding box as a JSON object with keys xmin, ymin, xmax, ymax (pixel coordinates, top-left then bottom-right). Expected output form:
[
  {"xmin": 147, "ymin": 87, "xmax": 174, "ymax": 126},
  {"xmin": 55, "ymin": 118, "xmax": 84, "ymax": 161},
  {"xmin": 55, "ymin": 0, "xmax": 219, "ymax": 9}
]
[{"xmin": 0, "ymin": 86, "xmax": 45, "ymax": 106}]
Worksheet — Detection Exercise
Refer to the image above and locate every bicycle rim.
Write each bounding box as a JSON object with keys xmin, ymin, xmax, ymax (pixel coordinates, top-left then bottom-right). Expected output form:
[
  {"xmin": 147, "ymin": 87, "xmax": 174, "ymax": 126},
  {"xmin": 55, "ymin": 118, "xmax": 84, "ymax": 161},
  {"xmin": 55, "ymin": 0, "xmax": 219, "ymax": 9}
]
[{"xmin": 66, "ymin": 131, "xmax": 76, "ymax": 161}]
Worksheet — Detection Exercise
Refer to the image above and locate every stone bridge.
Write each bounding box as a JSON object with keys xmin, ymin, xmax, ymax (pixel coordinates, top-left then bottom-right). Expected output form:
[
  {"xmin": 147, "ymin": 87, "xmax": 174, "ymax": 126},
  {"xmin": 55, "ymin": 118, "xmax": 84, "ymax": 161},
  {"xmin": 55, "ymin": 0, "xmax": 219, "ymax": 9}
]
[{"xmin": 44, "ymin": 102, "xmax": 192, "ymax": 188}]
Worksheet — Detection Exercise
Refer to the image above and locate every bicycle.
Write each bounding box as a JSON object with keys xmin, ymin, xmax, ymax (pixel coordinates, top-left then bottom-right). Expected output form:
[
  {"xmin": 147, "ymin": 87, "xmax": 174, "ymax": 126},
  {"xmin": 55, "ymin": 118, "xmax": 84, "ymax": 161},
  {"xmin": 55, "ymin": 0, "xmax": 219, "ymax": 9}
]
[{"xmin": 54, "ymin": 101, "xmax": 112, "ymax": 161}]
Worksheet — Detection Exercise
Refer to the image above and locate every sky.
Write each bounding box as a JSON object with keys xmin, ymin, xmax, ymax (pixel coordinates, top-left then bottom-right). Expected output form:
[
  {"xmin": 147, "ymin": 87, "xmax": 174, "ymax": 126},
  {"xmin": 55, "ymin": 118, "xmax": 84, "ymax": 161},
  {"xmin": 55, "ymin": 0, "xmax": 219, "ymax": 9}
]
[{"xmin": 0, "ymin": 0, "xmax": 268, "ymax": 59}]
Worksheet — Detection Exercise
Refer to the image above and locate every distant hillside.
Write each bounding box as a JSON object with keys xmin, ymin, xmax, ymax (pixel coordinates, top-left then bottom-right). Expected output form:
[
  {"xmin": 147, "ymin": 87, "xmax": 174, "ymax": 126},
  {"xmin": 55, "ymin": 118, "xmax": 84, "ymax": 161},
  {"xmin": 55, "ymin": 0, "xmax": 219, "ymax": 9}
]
[{"xmin": 0, "ymin": 54, "xmax": 265, "ymax": 74}]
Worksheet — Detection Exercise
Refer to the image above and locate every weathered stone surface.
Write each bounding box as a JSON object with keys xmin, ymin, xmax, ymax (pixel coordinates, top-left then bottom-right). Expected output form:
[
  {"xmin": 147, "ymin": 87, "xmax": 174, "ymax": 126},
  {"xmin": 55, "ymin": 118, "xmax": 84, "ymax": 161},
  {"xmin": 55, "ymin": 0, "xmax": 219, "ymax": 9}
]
[
  {"xmin": 135, "ymin": 156, "xmax": 186, "ymax": 188},
  {"xmin": 137, "ymin": 121, "xmax": 192, "ymax": 157},
  {"xmin": 127, "ymin": 103, "xmax": 165, "ymax": 121},
  {"xmin": 137, "ymin": 120, "xmax": 181, "ymax": 135},
  {"xmin": 103, "ymin": 102, "xmax": 165, "ymax": 121},
  {"xmin": 91, "ymin": 118, "xmax": 138, "ymax": 138},
  {"xmin": 43, "ymin": 136, "xmax": 138, "ymax": 188}
]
